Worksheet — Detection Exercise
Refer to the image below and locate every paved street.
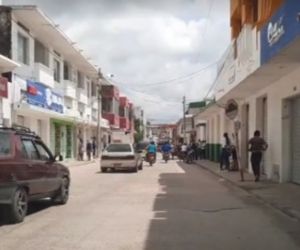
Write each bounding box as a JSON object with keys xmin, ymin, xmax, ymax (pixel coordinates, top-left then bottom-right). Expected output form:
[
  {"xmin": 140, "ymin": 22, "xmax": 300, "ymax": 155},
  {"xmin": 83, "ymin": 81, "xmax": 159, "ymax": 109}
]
[{"xmin": 1, "ymin": 159, "xmax": 300, "ymax": 250}]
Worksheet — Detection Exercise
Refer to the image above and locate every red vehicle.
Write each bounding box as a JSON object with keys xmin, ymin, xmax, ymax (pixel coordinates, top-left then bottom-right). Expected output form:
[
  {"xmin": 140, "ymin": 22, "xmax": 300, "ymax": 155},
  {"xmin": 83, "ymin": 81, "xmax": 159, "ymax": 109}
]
[{"xmin": 0, "ymin": 125, "xmax": 70, "ymax": 223}]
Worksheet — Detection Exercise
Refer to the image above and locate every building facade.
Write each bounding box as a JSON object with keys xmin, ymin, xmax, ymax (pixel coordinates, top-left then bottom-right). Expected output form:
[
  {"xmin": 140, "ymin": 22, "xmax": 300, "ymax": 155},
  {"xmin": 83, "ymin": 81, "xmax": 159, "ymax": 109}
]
[
  {"xmin": 0, "ymin": 5, "xmax": 109, "ymax": 160},
  {"xmin": 198, "ymin": 0, "xmax": 300, "ymax": 183}
]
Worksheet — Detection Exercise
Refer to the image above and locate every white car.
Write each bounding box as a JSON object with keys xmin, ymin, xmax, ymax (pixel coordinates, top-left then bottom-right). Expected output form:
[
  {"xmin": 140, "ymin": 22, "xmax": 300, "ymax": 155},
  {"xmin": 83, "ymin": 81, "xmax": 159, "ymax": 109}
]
[{"xmin": 101, "ymin": 143, "xmax": 143, "ymax": 172}]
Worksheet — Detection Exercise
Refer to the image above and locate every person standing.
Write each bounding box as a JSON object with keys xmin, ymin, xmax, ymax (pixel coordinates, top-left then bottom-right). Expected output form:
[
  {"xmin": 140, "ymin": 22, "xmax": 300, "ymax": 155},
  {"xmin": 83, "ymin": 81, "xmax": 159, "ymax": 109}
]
[
  {"xmin": 92, "ymin": 137, "xmax": 97, "ymax": 158},
  {"xmin": 78, "ymin": 138, "xmax": 84, "ymax": 161},
  {"xmin": 86, "ymin": 140, "xmax": 92, "ymax": 161},
  {"xmin": 249, "ymin": 130, "xmax": 268, "ymax": 182},
  {"xmin": 220, "ymin": 133, "xmax": 231, "ymax": 170},
  {"xmin": 181, "ymin": 143, "xmax": 187, "ymax": 160},
  {"xmin": 191, "ymin": 141, "xmax": 198, "ymax": 161}
]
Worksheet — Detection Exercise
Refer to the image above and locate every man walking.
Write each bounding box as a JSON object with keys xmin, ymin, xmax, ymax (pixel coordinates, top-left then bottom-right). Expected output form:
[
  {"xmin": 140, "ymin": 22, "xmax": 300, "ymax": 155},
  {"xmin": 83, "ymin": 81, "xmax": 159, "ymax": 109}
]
[{"xmin": 249, "ymin": 130, "xmax": 268, "ymax": 182}]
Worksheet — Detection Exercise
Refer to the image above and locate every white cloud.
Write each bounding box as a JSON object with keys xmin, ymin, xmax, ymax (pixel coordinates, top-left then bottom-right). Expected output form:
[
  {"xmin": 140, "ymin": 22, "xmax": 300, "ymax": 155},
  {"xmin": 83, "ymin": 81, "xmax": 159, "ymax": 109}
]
[{"xmin": 4, "ymin": 0, "xmax": 231, "ymax": 123}]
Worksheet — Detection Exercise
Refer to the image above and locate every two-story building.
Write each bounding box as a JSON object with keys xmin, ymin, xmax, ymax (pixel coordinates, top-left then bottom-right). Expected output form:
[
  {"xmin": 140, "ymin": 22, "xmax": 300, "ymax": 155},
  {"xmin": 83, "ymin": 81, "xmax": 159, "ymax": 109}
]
[
  {"xmin": 0, "ymin": 55, "xmax": 19, "ymax": 126},
  {"xmin": 198, "ymin": 0, "xmax": 300, "ymax": 183},
  {"xmin": 0, "ymin": 5, "xmax": 109, "ymax": 160}
]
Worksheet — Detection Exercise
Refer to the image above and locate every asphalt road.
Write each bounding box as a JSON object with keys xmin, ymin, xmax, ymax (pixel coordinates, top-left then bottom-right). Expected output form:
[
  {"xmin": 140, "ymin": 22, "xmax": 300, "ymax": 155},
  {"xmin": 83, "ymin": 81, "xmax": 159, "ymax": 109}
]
[{"xmin": 1, "ymin": 158, "xmax": 300, "ymax": 250}]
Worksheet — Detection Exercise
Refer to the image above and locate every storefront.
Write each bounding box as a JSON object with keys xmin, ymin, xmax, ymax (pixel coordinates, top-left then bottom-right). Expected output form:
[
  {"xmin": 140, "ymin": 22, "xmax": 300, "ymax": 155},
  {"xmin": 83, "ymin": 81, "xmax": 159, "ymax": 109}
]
[
  {"xmin": 51, "ymin": 119, "xmax": 75, "ymax": 159},
  {"xmin": 13, "ymin": 79, "xmax": 64, "ymax": 148}
]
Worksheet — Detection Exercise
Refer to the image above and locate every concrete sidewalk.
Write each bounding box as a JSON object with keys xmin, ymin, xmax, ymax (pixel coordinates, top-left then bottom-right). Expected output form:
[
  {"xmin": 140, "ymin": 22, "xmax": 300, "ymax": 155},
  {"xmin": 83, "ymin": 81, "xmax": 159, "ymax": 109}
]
[{"xmin": 195, "ymin": 160, "xmax": 300, "ymax": 221}]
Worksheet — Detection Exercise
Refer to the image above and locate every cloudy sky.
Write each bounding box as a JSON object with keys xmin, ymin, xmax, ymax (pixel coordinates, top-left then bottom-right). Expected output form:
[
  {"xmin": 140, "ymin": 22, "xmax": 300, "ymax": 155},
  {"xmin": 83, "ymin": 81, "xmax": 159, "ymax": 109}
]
[{"xmin": 5, "ymin": 0, "xmax": 230, "ymax": 123}]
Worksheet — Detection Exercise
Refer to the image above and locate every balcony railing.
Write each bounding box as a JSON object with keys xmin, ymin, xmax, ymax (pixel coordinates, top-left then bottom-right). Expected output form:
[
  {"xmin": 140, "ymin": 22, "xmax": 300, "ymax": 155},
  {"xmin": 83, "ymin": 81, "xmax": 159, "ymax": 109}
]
[
  {"xmin": 64, "ymin": 80, "xmax": 76, "ymax": 99},
  {"xmin": 214, "ymin": 24, "xmax": 260, "ymax": 100},
  {"xmin": 33, "ymin": 63, "xmax": 54, "ymax": 88},
  {"xmin": 77, "ymin": 88, "xmax": 88, "ymax": 105}
]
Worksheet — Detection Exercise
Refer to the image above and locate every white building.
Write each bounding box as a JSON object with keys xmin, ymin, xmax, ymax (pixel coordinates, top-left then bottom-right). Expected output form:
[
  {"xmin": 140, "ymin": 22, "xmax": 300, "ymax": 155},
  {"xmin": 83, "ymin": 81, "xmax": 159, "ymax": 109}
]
[
  {"xmin": 0, "ymin": 5, "xmax": 109, "ymax": 159},
  {"xmin": 197, "ymin": 0, "xmax": 300, "ymax": 183},
  {"xmin": 0, "ymin": 55, "xmax": 19, "ymax": 126}
]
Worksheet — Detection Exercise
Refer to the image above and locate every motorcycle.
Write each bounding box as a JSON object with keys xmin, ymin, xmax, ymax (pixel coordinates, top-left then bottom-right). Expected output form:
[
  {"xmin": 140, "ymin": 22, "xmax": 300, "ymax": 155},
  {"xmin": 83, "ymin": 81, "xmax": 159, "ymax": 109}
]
[
  {"xmin": 185, "ymin": 149, "xmax": 194, "ymax": 164},
  {"xmin": 163, "ymin": 152, "xmax": 170, "ymax": 163},
  {"xmin": 147, "ymin": 153, "xmax": 156, "ymax": 166}
]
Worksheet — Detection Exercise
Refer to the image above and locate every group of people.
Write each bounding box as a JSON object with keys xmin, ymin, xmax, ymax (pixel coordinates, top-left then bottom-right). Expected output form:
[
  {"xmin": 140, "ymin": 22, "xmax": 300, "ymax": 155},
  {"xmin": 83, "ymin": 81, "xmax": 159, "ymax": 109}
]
[
  {"xmin": 177, "ymin": 140, "xmax": 207, "ymax": 162},
  {"xmin": 77, "ymin": 137, "xmax": 98, "ymax": 161},
  {"xmin": 220, "ymin": 130, "xmax": 268, "ymax": 182}
]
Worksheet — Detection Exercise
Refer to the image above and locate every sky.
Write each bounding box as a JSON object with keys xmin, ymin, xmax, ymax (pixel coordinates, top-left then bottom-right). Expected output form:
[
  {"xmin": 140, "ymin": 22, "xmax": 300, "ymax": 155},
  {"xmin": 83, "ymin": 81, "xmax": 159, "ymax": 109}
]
[{"xmin": 4, "ymin": 0, "xmax": 231, "ymax": 123}]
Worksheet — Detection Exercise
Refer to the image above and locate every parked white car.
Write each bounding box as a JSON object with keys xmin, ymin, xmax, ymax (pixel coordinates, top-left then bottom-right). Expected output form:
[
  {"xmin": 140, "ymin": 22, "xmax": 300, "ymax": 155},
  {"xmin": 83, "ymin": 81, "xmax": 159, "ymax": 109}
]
[{"xmin": 101, "ymin": 143, "xmax": 143, "ymax": 173}]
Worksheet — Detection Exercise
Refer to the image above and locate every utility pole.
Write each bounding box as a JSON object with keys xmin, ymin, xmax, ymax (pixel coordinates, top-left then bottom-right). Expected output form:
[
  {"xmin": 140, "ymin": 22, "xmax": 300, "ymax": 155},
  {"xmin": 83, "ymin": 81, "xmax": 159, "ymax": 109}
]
[
  {"xmin": 183, "ymin": 96, "xmax": 186, "ymax": 143},
  {"xmin": 96, "ymin": 69, "xmax": 103, "ymax": 158}
]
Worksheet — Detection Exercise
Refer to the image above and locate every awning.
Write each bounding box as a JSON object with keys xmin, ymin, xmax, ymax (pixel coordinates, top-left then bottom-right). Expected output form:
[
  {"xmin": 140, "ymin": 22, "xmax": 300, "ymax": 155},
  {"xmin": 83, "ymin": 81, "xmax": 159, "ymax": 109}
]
[{"xmin": 0, "ymin": 55, "xmax": 20, "ymax": 73}]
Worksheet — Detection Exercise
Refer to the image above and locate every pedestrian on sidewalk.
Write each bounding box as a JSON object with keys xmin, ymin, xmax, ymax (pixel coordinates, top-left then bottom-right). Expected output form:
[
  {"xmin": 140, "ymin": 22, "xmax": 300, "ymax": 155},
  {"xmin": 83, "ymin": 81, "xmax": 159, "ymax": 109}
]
[
  {"xmin": 191, "ymin": 141, "xmax": 198, "ymax": 161},
  {"xmin": 78, "ymin": 138, "xmax": 84, "ymax": 161},
  {"xmin": 249, "ymin": 130, "xmax": 268, "ymax": 182},
  {"xmin": 220, "ymin": 133, "xmax": 231, "ymax": 170},
  {"xmin": 92, "ymin": 137, "xmax": 97, "ymax": 158},
  {"xmin": 86, "ymin": 140, "xmax": 92, "ymax": 161}
]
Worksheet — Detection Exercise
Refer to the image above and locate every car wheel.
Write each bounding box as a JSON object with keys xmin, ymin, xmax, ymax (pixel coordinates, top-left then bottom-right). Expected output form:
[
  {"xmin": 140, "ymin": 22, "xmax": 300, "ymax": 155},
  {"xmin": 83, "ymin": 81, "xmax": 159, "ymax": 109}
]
[
  {"xmin": 53, "ymin": 177, "xmax": 69, "ymax": 205},
  {"xmin": 101, "ymin": 167, "xmax": 107, "ymax": 173},
  {"xmin": 132, "ymin": 166, "xmax": 138, "ymax": 173},
  {"xmin": 8, "ymin": 187, "xmax": 28, "ymax": 223}
]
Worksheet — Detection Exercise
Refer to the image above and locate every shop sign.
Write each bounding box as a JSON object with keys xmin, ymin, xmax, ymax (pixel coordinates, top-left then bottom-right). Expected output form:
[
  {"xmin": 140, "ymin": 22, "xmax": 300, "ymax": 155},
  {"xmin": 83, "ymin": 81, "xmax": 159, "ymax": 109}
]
[
  {"xmin": 225, "ymin": 99, "xmax": 238, "ymax": 120},
  {"xmin": 0, "ymin": 77, "xmax": 8, "ymax": 98},
  {"xmin": 26, "ymin": 80, "xmax": 64, "ymax": 114},
  {"xmin": 261, "ymin": 0, "xmax": 300, "ymax": 64}
]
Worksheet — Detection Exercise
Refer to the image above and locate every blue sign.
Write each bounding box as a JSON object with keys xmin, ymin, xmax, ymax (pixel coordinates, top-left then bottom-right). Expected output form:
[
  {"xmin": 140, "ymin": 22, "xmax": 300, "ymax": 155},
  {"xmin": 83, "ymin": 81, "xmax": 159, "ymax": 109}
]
[
  {"xmin": 26, "ymin": 80, "xmax": 64, "ymax": 114},
  {"xmin": 261, "ymin": 0, "xmax": 300, "ymax": 64}
]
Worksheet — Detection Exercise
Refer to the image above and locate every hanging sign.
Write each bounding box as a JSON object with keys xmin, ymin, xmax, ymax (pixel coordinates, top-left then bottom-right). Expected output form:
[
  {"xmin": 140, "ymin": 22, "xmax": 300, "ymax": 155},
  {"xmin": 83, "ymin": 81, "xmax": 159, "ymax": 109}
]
[{"xmin": 225, "ymin": 99, "xmax": 238, "ymax": 120}]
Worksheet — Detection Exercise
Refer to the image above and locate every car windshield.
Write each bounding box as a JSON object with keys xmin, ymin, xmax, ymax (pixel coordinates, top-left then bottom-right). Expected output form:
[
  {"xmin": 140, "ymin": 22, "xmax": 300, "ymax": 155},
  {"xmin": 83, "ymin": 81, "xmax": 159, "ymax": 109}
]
[
  {"xmin": 0, "ymin": 132, "xmax": 11, "ymax": 157},
  {"xmin": 106, "ymin": 144, "xmax": 132, "ymax": 153}
]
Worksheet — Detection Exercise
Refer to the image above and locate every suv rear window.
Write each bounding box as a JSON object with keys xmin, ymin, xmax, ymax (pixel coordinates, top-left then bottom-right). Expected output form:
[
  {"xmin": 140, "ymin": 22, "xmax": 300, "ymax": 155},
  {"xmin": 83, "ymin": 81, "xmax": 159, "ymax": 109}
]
[
  {"xmin": 106, "ymin": 144, "xmax": 132, "ymax": 153},
  {"xmin": 0, "ymin": 132, "xmax": 11, "ymax": 157}
]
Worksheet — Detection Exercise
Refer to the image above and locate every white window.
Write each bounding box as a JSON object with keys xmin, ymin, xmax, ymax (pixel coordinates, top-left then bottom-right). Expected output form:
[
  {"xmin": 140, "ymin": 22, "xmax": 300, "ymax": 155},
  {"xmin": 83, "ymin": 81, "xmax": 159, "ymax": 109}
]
[
  {"xmin": 17, "ymin": 33, "xmax": 29, "ymax": 65},
  {"xmin": 54, "ymin": 58, "xmax": 61, "ymax": 83}
]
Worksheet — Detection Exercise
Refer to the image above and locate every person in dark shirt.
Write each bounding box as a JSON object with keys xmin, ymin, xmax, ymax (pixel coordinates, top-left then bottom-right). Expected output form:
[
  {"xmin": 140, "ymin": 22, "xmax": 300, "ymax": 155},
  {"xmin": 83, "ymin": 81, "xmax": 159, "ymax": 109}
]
[
  {"xmin": 86, "ymin": 140, "xmax": 92, "ymax": 161},
  {"xmin": 249, "ymin": 130, "xmax": 268, "ymax": 182}
]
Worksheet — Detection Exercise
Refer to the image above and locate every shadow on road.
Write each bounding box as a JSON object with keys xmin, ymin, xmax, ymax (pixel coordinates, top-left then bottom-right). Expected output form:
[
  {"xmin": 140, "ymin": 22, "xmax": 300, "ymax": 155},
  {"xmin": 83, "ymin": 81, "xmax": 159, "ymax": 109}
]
[
  {"xmin": 143, "ymin": 160, "xmax": 208, "ymax": 250},
  {"xmin": 143, "ymin": 160, "xmax": 300, "ymax": 250},
  {"xmin": 0, "ymin": 199, "xmax": 53, "ymax": 226}
]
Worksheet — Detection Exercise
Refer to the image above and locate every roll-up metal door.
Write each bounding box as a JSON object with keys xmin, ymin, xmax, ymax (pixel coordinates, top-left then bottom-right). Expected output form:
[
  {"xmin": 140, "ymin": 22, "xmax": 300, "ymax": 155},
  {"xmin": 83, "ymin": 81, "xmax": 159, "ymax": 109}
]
[{"xmin": 291, "ymin": 97, "xmax": 300, "ymax": 184}]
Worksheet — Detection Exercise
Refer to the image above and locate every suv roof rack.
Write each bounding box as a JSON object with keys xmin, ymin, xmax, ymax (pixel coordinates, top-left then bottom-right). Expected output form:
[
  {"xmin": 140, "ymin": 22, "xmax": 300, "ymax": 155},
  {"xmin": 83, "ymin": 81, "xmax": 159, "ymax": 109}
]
[{"xmin": 0, "ymin": 124, "xmax": 38, "ymax": 137}]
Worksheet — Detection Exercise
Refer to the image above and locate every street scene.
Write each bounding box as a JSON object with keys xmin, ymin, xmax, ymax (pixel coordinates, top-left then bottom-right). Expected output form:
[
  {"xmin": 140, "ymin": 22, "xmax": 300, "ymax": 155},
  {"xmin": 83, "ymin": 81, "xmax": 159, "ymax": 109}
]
[
  {"xmin": 1, "ymin": 0, "xmax": 300, "ymax": 249},
  {"xmin": 1, "ymin": 159, "xmax": 300, "ymax": 250}
]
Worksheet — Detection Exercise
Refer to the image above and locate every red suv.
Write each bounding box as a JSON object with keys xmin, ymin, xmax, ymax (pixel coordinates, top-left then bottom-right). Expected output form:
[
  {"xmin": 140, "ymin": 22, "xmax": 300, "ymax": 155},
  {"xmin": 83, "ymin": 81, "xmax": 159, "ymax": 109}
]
[{"xmin": 0, "ymin": 125, "xmax": 70, "ymax": 223}]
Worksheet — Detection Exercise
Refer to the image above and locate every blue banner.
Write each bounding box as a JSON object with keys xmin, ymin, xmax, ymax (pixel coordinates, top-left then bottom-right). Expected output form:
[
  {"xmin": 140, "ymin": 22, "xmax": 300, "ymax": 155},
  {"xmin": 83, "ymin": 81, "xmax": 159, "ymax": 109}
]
[
  {"xmin": 261, "ymin": 0, "xmax": 300, "ymax": 64},
  {"xmin": 26, "ymin": 80, "xmax": 64, "ymax": 114}
]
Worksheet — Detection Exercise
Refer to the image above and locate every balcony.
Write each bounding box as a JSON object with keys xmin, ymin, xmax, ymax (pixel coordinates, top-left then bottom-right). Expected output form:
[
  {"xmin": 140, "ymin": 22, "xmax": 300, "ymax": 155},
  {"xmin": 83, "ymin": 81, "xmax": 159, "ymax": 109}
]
[
  {"xmin": 214, "ymin": 24, "xmax": 260, "ymax": 101},
  {"xmin": 103, "ymin": 113, "xmax": 119, "ymax": 128},
  {"xmin": 102, "ymin": 85, "xmax": 120, "ymax": 100},
  {"xmin": 77, "ymin": 88, "xmax": 88, "ymax": 105},
  {"xmin": 33, "ymin": 63, "xmax": 54, "ymax": 88},
  {"xmin": 65, "ymin": 107, "xmax": 79, "ymax": 118},
  {"xmin": 120, "ymin": 96, "xmax": 129, "ymax": 108},
  {"xmin": 120, "ymin": 117, "xmax": 130, "ymax": 130},
  {"xmin": 64, "ymin": 80, "xmax": 76, "ymax": 99}
]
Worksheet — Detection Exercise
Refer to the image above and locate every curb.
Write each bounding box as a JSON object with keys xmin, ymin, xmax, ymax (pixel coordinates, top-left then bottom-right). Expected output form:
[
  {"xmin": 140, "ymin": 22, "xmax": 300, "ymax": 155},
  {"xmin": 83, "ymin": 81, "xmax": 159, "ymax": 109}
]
[
  {"xmin": 64, "ymin": 160, "xmax": 98, "ymax": 168},
  {"xmin": 195, "ymin": 161, "xmax": 300, "ymax": 221}
]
